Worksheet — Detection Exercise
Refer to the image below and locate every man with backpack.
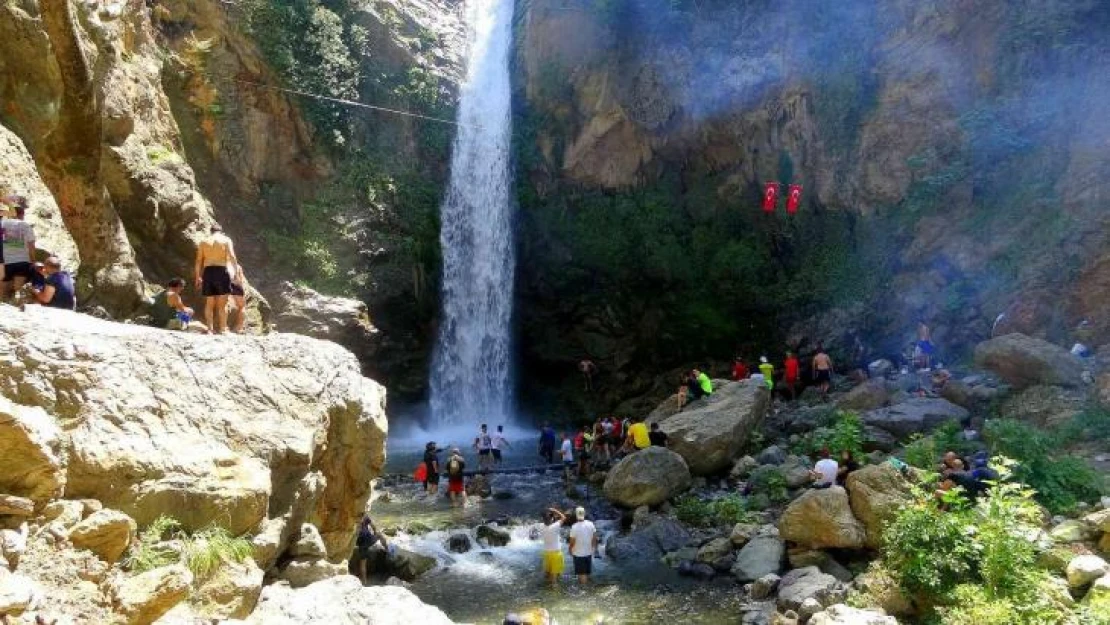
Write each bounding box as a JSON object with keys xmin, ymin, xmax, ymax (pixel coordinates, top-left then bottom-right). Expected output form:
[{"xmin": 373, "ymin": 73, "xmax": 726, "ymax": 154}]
[{"xmin": 446, "ymin": 448, "xmax": 467, "ymax": 507}]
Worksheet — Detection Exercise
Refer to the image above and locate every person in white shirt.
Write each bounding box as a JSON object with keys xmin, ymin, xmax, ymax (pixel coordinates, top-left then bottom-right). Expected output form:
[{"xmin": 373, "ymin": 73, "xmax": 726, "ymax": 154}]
[
  {"xmin": 568, "ymin": 506, "xmax": 598, "ymax": 584},
  {"xmin": 0, "ymin": 197, "xmax": 37, "ymax": 300},
  {"xmin": 559, "ymin": 433, "xmax": 574, "ymax": 482},
  {"xmin": 474, "ymin": 423, "xmax": 494, "ymax": 471},
  {"xmin": 540, "ymin": 508, "xmax": 567, "ymax": 586},
  {"xmin": 810, "ymin": 449, "xmax": 839, "ymax": 488},
  {"xmin": 491, "ymin": 425, "xmax": 511, "ymax": 465}
]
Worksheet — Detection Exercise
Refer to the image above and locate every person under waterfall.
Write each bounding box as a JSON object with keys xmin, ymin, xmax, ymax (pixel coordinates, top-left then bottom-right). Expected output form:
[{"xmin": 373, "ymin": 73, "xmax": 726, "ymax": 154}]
[
  {"xmin": 475, "ymin": 423, "xmax": 494, "ymax": 471},
  {"xmin": 491, "ymin": 425, "xmax": 511, "ymax": 465}
]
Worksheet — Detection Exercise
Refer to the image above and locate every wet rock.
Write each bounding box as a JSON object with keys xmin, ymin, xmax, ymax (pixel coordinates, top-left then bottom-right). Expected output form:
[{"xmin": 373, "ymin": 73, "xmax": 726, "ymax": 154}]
[
  {"xmin": 751, "ymin": 573, "xmax": 780, "ymax": 600},
  {"xmin": 808, "ymin": 604, "xmax": 897, "ymax": 625},
  {"xmin": 846, "ymin": 464, "xmax": 913, "ymax": 548},
  {"xmin": 603, "ymin": 447, "xmax": 692, "ymax": 508},
  {"xmin": 777, "ymin": 566, "xmax": 842, "ymax": 612},
  {"xmin": 606, "ymin": 515, "xmax": 691, "ymax": 563},
  {"xmin": 387, "ymin": 548, "xmax": 437, "ymax": 582},
  {"xmin": 662, "ymin": 547, "xmax": 699, "ymax": 568},
  {"xmin": 861, "ymin": 397, "xmax": 968, "ymax": 439},
  {"xmin": 731, "ymin": 535, "xmax": 785, "ymax": 582},
  {"xmin": 731, "ymin": 522, "xmax": 759, "ymax": 547},
  {"xmin": 973, "ymin": 333, "xmax": 1085, "ymax": 389},
  {"xmin": 467, "ymin": 474, "xmax": 492, "ymax": 498},
  {"xmin": 758, "ymin": 445, "xmax": 787, "ymax": 465},
  {"xmin": 678, "ymin": 560, "xmax": 716, "ymax": 580},
  {"xmin": 1067, "ymin": 554, "xmax": 1109, "ymax": 588},
  {"xmin": 475, "ymin": 524, "xmax": 511, "ymax": 547},
  {"xmin": 68, "ymin": 509, "xmax": 136, "ymax": 564},
  {"xmin": 114, "ymin": 564, "xmax": 192, "ymax": 625},
  {"xmin": 660, "ymin": 380, "xmax": 771, "ymax": 475},
  {"xmin": 446, "ymin": 532, "xmax": 472, "ymax": 554},
  {"xmin": 779, "ymin": 487, "xmax": 866, "ymax": 550}
]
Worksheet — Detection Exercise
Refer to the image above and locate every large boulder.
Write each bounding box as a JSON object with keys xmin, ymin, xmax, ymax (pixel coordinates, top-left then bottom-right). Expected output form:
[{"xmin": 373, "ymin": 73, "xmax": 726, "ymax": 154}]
[
  {"xmin": 279, "ymin": 558, "xmax": 348, "ymax": 588},
  {"xmin": 777, "ymin": 566, "xmax": 842, "ymax": 613},
  {"xmin": 606, "ymin": 515, "xmax": 692, "ymax": 563},
  {"xmin": 846, "ymin": 464, "xmax": 913, "ymax": 548},
  {"xmin": 999, "ymin": 385, "xmax": 1087, "ymax": 428},
  {"xmin": 731, "ymin": 534, "xmax": 784, "ymax": 582},
  {"xmin": 274, "ymin": 282, "xmax": 380, "ymax": 375},
  {"xmin": 113, "ymin": 564, "xmax": 193, "ymax": 625},
  {"xmin": 191, "ymin": 559, "xmax": 265, "ymax": 619},
  {"xmin": 68, "ymin": 509, "xmax": 136, "ymax": 564},
  {"xmin": 387, "ymin": 547, "xmax": 437, "ymax": 581},
  {"xmin": 603, "ymin": 447, "xmax": 692, "ymax": 507},
  {"xmin": 659, "ymin": 380, "xmax": 771, "ymax": 475},
  {"xmin": 861, "ymin": 398, "xmax": 968, "ymax": 439},
  {"xmin": 0, "ymin": 569, "xmax": 37, "ymax": 615},
  {"xmin": 0, "ymin": 307, "xmax": 387, "ymax": 561},
  {"xmin": 1067, "ymin": 555, "xmax": 1109, "ymax": 588},
  {"xmin": 779, "ymin": 487, "xmax": 867, "ymax": 550},
  {"xmin": 0, "ymin": 395, "xmax": 65, "ymax": 505},
  {"xmin": 835, "ymin": 380, "xmax": 891, "ymax": 412},
  {"xmin": 973, "ymin": 333, "xmax": 1085, "ymax": 389},
  {"xmin": 242, "ymin": 575, "xmax": 455, "ymax": 624}
]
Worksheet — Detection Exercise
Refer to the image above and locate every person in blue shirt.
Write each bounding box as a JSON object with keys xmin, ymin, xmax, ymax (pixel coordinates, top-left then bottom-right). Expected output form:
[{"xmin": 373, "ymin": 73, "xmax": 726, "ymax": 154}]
[
  {"xmin": 33, "ymin": 256, "xmax": 75, "ymax": 310},
  {"xmin": 538, "ymin": 422, "xmax": 557, "ymax": 464}
]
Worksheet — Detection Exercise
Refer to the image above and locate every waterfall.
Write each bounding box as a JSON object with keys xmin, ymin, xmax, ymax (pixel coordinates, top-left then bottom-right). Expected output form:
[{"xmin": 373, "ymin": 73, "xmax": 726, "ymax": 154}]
[{"xmin": 429, "ymin": 0, "xmax": 516, "ymax": 427}]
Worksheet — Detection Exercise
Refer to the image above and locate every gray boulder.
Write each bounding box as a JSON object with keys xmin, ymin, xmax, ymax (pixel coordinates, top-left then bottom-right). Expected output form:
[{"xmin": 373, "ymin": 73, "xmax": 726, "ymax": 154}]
[
  {"xmin": 475, "ymin": 524, "xmax": 511, "ymax": 547},
  {"xmin": 861, "ymin": 397, "xmax": 968, "ymax": 439},
  {"xmin": 973, "ymin": 333, "xmax": 1085, "ymax": 389},
  {"xmin": 660, "ymin": 380, "xmax": 771, "ymax": 475},
  {"xmin": 835, "ymin": 380, "xmax": 890, "ymax": 412},
  {"xmin": 387, "ymin": 548, "xmax": 437, "ymax": 581},
  {"xmin": 757, "ymin": 445, "xmax": 787, "ymax": 465},
  {"xmin": 776, "ymin": 566, "xmax": 842, "ymax": 612},
  {"xmin": 751, "ymin": 573, "xmax": 781, "ymax": 600},
  {"xmin": 446, "ymin": 533, "xmax": 471, "ymax": 554},
  {"xmin": 606, "ymin": 515, "xmax": 691, "ymax": 563},
  {"xmin": 731, "ymin": 535, "xmax": 784, "ymax": 582},
  {"xmin": 808, "ymin": 604, "xmax": 897, "ymax": 625},
  {"xmin": 603, "ymin": 447, "xmax": 692, "ymax": 508}
]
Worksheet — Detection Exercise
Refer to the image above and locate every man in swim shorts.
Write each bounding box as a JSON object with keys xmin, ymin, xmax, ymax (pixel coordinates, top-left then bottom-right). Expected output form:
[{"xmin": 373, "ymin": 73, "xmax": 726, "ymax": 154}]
[{"xmin": 194, "ymin": 225, "xmax": 238, "ymax": 334}]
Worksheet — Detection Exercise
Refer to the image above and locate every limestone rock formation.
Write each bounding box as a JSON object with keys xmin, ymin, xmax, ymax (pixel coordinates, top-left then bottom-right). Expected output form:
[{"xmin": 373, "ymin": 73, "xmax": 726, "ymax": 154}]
[
  {"xmin": 603, "ymin": 447, "xmax": 692, "ymax": 508},
  {"xmin": 0, "ymin": 306, "xmax": 387, "ymax": 562},
  {"xmin": 846, "ymin": 464, "xmax": 913, "ymax": 549},
  {"xmin": 242, "ymin": 575, "xmax": 455, "ymax": 624},
  {"xmin": 808, "ymin": 604, "xmax": 897, "ymax": 625},
  {"xmin": 274, "ymin": 282, "xmax": 381, "ymax": 375},
  {"xmin": 779, "ymin": 487, "xmax": 867, "ymax": 550},
  {"xmin": 0, "ymin": 396, "xmax": 65, "ymax": 506},
  {"xmin": 191, "ymin": 559, "xmax": 265, "ymax": 619},
  {"xmin": 973, "ymin": 334, "xmax": 1086, "ymax": 389},
  {"xmin": 0, "ymin": 569, "xmax": 37, "ymax": 616},
  {"xmin": 67, "ymin": 509, "xmax": 136, "ymax": 564},
  {"xmin": 659, "ymin": 380, "xmax": 771, "ymax": 475},
  {"xmin": 114, "ymin": 564, "xmax": 193, "ymax": 625},
  {"xmin": 606, "ymin": 514, "xmax": 691, "ymax": 564}
]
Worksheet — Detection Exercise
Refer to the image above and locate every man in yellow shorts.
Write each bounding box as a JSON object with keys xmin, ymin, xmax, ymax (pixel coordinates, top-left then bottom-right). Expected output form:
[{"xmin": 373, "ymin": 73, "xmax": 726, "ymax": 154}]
[{"xmin": 541, "ymin": 508, "xmax": 567, "ymax": 586}]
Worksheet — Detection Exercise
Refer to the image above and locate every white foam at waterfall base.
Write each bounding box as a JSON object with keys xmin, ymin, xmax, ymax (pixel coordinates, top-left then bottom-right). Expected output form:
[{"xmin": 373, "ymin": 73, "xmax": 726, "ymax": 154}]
[{"xmin": 429, "ymin": 0, "xmax": 516, "ymax": 428}]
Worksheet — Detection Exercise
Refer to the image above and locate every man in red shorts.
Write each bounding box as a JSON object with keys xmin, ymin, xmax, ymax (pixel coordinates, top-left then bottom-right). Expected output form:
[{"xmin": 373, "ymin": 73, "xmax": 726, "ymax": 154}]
[{"xmin": 445, "ymin": 448, "xmax": 466, "ymax": 507}]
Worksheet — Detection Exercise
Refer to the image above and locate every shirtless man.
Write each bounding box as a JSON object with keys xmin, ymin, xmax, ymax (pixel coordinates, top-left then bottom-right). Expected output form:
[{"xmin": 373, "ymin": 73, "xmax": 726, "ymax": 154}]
[
  {"xmin": 812, "ymin": 344, "xmax": 833, "ymax": 398},
  {"xmin": 194, "ymin": 225, "xmax": 237, "ymax": 334}
]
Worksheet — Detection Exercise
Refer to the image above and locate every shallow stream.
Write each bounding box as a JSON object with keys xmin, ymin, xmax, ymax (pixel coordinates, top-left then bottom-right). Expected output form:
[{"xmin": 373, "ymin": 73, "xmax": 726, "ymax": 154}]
[{"xmin": 375, "ymin": 434, "xmax": 751, "ymax": 624}]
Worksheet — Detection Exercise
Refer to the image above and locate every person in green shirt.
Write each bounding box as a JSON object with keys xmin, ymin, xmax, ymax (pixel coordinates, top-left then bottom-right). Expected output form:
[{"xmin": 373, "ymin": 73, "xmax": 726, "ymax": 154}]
[
  {"xmin": 151, "ymin": 278, "xmax": 199, "ymax": 331},
  {"xmin": 693, "ymin": 368, "xmax": 713, "ymax": 396},
  {"xmin": 758, "ymin": 356, "xmax": 775, "ymax": 390}
]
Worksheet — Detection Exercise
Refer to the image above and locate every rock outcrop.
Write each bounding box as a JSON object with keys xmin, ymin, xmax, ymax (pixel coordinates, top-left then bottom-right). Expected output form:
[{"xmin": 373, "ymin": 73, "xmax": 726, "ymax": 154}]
[
  {"xmin": 659, "ymin": 380, "xmax": 771, "ymax": 475},
  {"xmin": 274, "ymin": 283, "xmax": 381, "ymax": 376},
  {"xmin": 603, "ymin": 446, "xmax": 692, "ymax": 508},
  {"xmin": 242, "ymin": 575, "xmax": 455, "ymax": 624},
  {"xmin": 0, "ymin": 306, "xmax": 387, "ymax": 562},
  {"xmin": 846, "ymin": 464, "xmax": 913, "ymax": 549},
  {"xmin": 113, "ymin": 564, "xmax": 193, "ymax": 625},
  {"xmin": 779, "ymin": 487, "xmax": 867, "ymax": 550},
  {"xmin": 860, "ymin": 398, "xmax": 968, "ymax": 440},
  {"xmin": 974, "ymin": 334, "xmax": 1086, "ymax": 389},
  {"xmin": 731, "ymin": 533, "xmax": 785, "ymax": 582}
]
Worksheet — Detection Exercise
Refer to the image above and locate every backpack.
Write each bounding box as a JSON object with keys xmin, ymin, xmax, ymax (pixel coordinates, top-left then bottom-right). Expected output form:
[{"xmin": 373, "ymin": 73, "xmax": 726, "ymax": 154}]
[
  {"xmin": 448, "ymin": 458, "xmax": 463, "ymax": 477},
  {"xmin": 413, "ymin": 463, "xmax": 428, "ymax": 482}
]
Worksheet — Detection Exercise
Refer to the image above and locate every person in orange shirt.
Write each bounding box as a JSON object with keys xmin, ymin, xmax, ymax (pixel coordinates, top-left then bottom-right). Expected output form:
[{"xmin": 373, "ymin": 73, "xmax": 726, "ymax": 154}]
[{"xmin": 783, "ymin": 351, "xmax": 800, "ymax": 400}]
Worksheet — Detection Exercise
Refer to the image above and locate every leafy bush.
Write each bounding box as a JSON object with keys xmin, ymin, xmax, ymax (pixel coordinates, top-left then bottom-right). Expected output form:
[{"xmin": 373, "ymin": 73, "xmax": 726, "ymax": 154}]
[
  {"xmin": 747, "ymin": 466, "xmax": 790, "ymax": 505},
  {"xmin": 902, "ymin": 433, "xmax": 939, "ymax": 471},
  {"xmin": 881, "ymin": 486, "xmax": 977, "ymax": 599},
  {"xmin": 124, "ymin": 516, "xmax": 253, "ymax": 582},
  {"xmin": 674, "ymin": 493, "xmax": 754, "ymax": 527},
  {"xmin": 810, "ymin": 411, "xmax": 865, "ymax": 460},
  {"xmin": 984, "ymin": 418, "xmax": 1103, "ymax": 514}
]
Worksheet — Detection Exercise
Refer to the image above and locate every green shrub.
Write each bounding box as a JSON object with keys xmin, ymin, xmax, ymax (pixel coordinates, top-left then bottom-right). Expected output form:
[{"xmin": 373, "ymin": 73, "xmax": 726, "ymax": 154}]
[
  {"xmin": 124, "ymin": 515, "xmax": 182, "ymax": 573},
  {"xmin": 810, "ymin": 411, "xmax": 865, "ymax": 460},
  {"xmin": 881, "ymin": 486, "xmax": 977, "ymax": 599},
  {"xmin": 124, "ymin": 517, "xmax": 253, "ymax": 582},
  {"xmin": 674, "ymin": 493, "xmax": 754, "ymax": 527},
  {"xmin": 984, "ymin": 419, "xmax": 1103, "ymax": 514},
  {"xmin": 182, "ymin": 526, "xmax": 254, "ymax": 580},
  {"xmin": 747, "ymin": 466, "xmax": 790, "ymax": 504},
  {"xmin": 902, "ymin": 433, "xmax": 939, "ymax": 471}
]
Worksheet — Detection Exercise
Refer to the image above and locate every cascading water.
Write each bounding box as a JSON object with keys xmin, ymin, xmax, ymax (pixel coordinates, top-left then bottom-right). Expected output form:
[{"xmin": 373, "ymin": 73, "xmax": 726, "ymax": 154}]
[{"xmin": 429, "ymin": 0, "xmax": 516, "ymax": 427}]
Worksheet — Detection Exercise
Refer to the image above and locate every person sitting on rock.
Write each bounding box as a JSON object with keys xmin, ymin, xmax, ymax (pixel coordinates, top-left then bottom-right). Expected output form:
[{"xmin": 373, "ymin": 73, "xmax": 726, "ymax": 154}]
[
  {"xmin": 31, "ymin": 256, "xmax": 75, "ymax": 310},
  {"xmin": 694, "ymin": 368, "xmax": 713, "ymax": 398},
  {"xmin": 809, "ymin": 448, "xmax": 838, "ymax": 489},
  {"xmin": 649, "ymin": 422, "xmax": 668, "ymax": 447},
  {"xmin": 354, "ymin": 515, "xmax": 388, "ymax": 585},
  {"xmin": 151, "ymin": 278, "xmax": 205, "ymax": 332},
  {"xmin": 625, "ymin": 416, "xmax": 651, "ymax": 452}
]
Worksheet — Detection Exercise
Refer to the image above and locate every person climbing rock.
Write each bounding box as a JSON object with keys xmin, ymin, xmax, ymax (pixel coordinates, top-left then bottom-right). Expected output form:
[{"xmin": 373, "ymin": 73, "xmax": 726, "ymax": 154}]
[
  {"xmin": 812, "ymin": 344, "xmax": 833, "ymax": 398},
  {"xmin": 354, "ymin": 515, "xmax": 388, "ymax": 585},
  {"xmin": 758, "ymin": 357, "xmax": 774, "ymax": 390},
  {"xmin": 578, "ymin": 359, "xmax": 598, "ymax": 391},
  {"xmin": 446, "ymin": 448, "xmax": 466, "ymax": 507},
  {"xmin": 568, "ymin": 507, "xmax": 598, "ymax": 585},
  {"xmin": 193, "ymin": 225, "xmax": 238, "ymax": 334},
  {"xmin": 783, "ymin": 351, "xmax": 800, "ymax": 399},
  {"xmin": 540, "ymin": 508, "xmax": 567, "ymax": 587},
  {"xmin": 626, "ymin": 416, "xmax": 650, "ymax": 451}
]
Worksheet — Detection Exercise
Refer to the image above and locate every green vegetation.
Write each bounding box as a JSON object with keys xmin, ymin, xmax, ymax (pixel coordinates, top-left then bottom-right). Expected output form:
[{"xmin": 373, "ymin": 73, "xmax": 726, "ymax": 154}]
[
  {"xmin": 882, "ymin": 461, "xmax": 1078, "ymax": 624},
  {"xmin": 983, "ymin": 417, "xmax": 1105, "ymax": 514},
  {"xmin": 674, "ymin": 493, "xmax": 753, "ymax": 528},
  {"xmin": 746, "ymin": 465, "xmax": 790, "ymax": 509},
  {"xmin": 808, "ymin": 411, "xmax": 865, "ymax": 460},
  {"xmin": 125, "ymin": 515, "xmax": 253, "ymax": 581}
]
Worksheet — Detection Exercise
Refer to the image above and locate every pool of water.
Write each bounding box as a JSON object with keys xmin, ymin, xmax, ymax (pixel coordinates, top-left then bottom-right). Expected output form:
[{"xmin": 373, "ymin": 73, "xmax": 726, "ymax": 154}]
[{"xmin": 374, "ymin": 434, "xmax": 752, "ymax": 624}]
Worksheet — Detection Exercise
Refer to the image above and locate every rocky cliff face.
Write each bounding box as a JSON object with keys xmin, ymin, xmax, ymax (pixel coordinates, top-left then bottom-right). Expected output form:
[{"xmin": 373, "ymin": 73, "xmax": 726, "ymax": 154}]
[{"xmin": 513, "ymin": 0, "xmax": 1110, "ymax": 413}]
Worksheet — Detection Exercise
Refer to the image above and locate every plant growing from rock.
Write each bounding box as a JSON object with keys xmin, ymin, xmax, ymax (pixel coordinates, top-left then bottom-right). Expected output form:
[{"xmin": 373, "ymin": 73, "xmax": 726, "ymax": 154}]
[
  {"xmin": 124, "ymin": 516, "xmax": 253, "ymax": 582},
  {"xmin": 747, "ymin": 466, "xmax": 790, "ymax": 506},
  {"xmin": 673, "ymin": 493, "xmax": 754, "ymax": 528}
]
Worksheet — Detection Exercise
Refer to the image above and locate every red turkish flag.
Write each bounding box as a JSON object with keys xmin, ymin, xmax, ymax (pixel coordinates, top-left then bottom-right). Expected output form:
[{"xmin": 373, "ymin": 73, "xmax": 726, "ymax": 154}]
[
  {"xmin": 762, "ymin": 182, "xmax": 779, "ymax": 213},
  {"xmin": 786, "ymin": 184, "xmax": 803, "ymax": 215}
]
